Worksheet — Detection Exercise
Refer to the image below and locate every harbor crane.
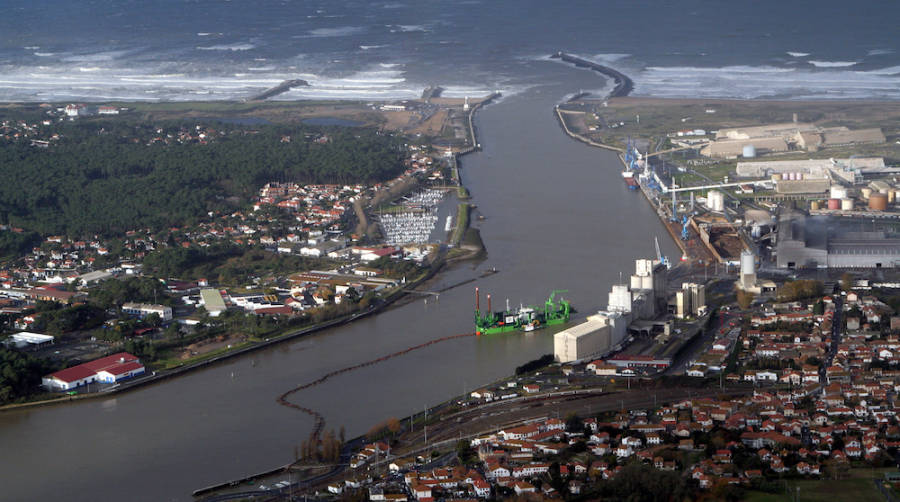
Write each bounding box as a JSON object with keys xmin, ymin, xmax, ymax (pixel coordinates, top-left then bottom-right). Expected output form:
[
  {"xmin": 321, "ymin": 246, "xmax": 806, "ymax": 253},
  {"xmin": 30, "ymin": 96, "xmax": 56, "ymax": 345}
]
[
  {"xmin": 545, "ymin": 290, "xmax": 569, "ymax": 317},
  {"xmin": 654, "ymin": 237, "xmax": 671, "ymax": 269},
  {"xmin": 681, "ymin": 215, "xmax": 690, "ymax": 240}
]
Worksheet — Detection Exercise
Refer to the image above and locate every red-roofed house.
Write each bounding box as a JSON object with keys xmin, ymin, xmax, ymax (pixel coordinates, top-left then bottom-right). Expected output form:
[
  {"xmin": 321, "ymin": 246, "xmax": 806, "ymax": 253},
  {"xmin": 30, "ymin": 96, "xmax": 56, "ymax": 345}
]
[{"xmin": 42, "ymin": 352, "xmax": 144, "ymax": 391}]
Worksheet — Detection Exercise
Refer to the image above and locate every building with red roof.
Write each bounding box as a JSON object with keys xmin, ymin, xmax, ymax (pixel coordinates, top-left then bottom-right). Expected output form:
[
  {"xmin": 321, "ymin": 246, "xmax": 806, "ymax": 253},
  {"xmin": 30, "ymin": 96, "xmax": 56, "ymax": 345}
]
[{"xmin": 42, "ymin": 352, "xmax": 144, "ymax": 391}]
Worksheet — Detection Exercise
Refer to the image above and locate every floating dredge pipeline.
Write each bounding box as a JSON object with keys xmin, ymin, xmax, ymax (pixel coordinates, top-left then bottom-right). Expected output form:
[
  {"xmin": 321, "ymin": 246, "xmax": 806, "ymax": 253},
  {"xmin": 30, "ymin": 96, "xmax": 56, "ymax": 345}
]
[{"xmin": 277, "ymin": 332, "xmax": 477, "ymax": 445}]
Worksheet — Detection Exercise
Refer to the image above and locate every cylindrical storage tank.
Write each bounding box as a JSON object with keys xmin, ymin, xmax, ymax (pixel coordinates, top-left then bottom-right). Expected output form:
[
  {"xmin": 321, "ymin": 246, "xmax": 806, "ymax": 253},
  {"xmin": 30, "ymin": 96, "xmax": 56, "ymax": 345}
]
[
  {"xmin": 889, "ymin": 190, "xmax": 896, "ymax": 204},
  {"xmin": 861, "ymin": 187, "xmax": 872, "ymax": 199},
  {"xmin": 870, "ymin": 193, "xmax": 888, "ymax": 211},
  {"xmin": 741, "ymin": 250, "xmax": 755, "ymax": 276},
  {"xmin": 797, "ymin": 172, "xmax": 804, "ymax": 180},
  {"xmin": 810, "ymin": 200, "xmax": 820, "ymax": 211},
  {"xmin": 841, "ymin": 198, "xmax": 854, "ymax": 211},
  {"xmin": 771, "ymin": 173, "xmax": 783, "ymax": 182},
  {"xmin": 641, "ymin": 275, "xmax": 653, "ymax": 291},
  {"xmin": 828, "ymin": 198, "xmax": 841, "ymax": 210},
  {"xmin": 830, "ymin": 186, "xmax": 848, "ymax": 199},
  {"xmin": 742, "ymin": 144, "xmax": 756, "ymax": 158}
]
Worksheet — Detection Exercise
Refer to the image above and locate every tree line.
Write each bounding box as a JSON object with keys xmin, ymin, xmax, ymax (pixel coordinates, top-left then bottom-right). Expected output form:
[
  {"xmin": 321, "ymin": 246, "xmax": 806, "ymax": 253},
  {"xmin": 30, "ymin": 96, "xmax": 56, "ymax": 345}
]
[{"xmin": 0, "ymin": 121, "xmax": 404, "ymax": 238}]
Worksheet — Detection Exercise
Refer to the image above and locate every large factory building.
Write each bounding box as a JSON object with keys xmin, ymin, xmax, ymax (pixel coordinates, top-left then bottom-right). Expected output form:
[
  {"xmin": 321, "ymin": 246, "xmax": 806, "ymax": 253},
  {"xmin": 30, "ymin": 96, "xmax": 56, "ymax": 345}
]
[
  {"xmin": 776, "ymin": 209, "xmax": 900, "ymax": 268},
  {"xmin": 553, "ymin": 312, "xmax": 627, "ymax": 363},
  {"xmin": 554, "ymin": 258, "xmax": 663, "ymax": 363}
]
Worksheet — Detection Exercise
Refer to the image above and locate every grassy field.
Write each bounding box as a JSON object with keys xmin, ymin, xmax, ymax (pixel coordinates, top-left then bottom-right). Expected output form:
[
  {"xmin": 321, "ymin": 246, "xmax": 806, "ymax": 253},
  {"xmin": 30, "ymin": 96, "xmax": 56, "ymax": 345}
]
[
  {"xmin": 743, "ymin": 469, "xmax": 890, "ymax": 502},
  {"xmin": 565, "ymin": 97, "xmax": 900, "ymax": 163},
  {"xmin": 451, "ymin": 203, "xmax": 470, "ymax": 246}
]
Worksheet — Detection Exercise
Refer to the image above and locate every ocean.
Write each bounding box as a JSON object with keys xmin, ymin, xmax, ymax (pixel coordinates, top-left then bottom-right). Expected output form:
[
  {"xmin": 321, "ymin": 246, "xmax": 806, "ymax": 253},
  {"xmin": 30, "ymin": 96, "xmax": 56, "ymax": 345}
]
[{"xmin": 1, "ymin": 0, "xmax": 899, "ymax": 102}]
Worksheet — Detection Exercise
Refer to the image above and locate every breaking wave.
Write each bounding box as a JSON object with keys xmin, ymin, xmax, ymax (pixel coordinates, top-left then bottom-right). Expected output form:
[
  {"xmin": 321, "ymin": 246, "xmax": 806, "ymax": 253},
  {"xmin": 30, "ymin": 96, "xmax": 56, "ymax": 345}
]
[
  {"xmin": 808, "ymin": 60, "xmax": 858, "ymax": 68},
  {"xmin": 634, "ymin": 63, "xmax": 900, "ymax": 100},
  {"xmin": 308, "ymin": 26, "xmax": 365, "ymax": 37},
  {"xmin": 197, "ymin": 43, "xmax": 256, "ymax": 51}
]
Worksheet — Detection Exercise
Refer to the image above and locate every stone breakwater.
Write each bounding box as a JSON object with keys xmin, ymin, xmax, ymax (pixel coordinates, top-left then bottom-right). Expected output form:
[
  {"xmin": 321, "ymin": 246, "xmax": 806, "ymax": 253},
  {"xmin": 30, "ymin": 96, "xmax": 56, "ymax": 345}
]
[{"xmin": 550, "ymin": 52, "xmax": 634, "ymax": 98}]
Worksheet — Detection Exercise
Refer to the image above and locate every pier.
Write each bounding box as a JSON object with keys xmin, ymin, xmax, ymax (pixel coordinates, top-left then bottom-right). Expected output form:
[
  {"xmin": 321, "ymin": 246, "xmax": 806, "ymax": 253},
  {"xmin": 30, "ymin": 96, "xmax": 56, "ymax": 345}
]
[
  {"xmin": 551, "ymin": 52, "xmax": 634, "ymax": 98},
  {"xmin": 421, "ymin": 85, "xmax": 444, "ymax": 101},
  {"xmin": 247, "ymin": 79, "xmax": 309, "ymax": 101}
]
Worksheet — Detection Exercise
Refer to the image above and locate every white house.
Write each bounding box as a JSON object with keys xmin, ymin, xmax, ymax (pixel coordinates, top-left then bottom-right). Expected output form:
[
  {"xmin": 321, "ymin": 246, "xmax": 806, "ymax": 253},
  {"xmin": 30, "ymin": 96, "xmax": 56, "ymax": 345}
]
[
  {"xmin": 121, "ymin": 302, "xmax": 173, "ymax": 322},
  {"xmin": 42, "ymin": 352, "xmax": 144, "ymax": 391}
]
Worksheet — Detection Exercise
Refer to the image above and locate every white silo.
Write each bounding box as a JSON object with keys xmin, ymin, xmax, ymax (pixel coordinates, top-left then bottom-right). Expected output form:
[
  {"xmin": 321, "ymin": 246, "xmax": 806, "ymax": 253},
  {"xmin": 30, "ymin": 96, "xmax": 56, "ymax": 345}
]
[
  {"xmin": 742, "ymin": 144, "xmax": 756, "ymax": 158},
  {"xmin": 739, "ymin": 250, "xmax": 757, "ymax": 289},
  {"xmin": 830, "ymin": 185, "xmax": 848, "ymax": 199},
  {"xmin": 707, "ymin": 190, "xmax": 725, "ymax": 212}
]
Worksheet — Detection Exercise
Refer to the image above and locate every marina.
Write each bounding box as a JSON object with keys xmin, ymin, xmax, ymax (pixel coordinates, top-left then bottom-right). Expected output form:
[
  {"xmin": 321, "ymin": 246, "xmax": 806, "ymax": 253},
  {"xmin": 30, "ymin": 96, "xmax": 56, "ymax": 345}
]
[{"xmin": 377, "ymin": 189, "xmax": 447, "ymax": 246}]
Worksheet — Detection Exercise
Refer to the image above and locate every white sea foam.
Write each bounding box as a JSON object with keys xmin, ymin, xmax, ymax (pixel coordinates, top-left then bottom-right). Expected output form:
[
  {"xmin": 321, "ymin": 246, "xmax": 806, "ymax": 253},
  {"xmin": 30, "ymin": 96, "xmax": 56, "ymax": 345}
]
[
  {"xmin": 634, "ymin": 63, "xmax": 900, "ymax": 100},
  {"xmin": 197, "ymin": 43, "xmax": 255, "ymax": 51},
  {"xmin": 645, "ymin": 65, "xmax": 797, "ymax": 74},
  {"xmin": 62, "ymin": 50, "xmax": 131, "ymax": 62},
  {"xmin": 868, "ymin": 49, "xmax": 893, "ymax": 56},
  {"xmin": 808, "ymin": 60, "xmax": 858, "ymax": 68},
  {"xmin": 33, "ymin": 52, "xmax": 55, "ymax": 57},
  {"xmin": 390, "ymin": 24, "xmax": 428, "ymax": 33},
  {"xmin": 360, "ymin": 45, "xmax": 387, "ymax": 50},
  {"xmin": 591, "ymin": 53, "xmax": 631, "ymax": 63},
  {"xmin": 308, "ymin": 26, "xmax": 364, "ymax": 37},
  {"xmin": 786, "ymin": 51, "xmax": 810, "ymax": 57},
  {"xmin": 379, "ymin": 63, "xmax": 400, "ymax": 68},
  {"xmin": 862, "ymin": 65, "xmax": 900, "ymax": 75}
]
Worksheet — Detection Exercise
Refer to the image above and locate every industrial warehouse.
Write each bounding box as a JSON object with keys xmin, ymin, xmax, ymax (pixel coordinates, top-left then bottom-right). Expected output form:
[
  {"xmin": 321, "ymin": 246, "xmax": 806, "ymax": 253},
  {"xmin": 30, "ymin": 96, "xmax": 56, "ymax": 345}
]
[
  {"xmin": 702, "ymin": 121, "xmax": 885, "ymax": 159},
  {"xmin": 776, "ymin": 209, "xmax": 900, "ymax": 269}
]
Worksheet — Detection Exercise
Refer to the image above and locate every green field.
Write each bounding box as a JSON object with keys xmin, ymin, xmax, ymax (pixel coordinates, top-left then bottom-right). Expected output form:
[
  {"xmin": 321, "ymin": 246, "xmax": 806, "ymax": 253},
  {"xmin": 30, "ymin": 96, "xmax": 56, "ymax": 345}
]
[{"xmin": 743, "ymin": 469, "xmax": 889, "ymax": 502}]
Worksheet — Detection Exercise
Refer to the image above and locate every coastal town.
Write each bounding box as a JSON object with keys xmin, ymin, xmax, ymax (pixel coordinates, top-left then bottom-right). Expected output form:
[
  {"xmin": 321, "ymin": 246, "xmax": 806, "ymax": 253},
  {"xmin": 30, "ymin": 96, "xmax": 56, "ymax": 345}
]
[
  {"xmin": 305, "ymin": 274, "xmax": 900, "ymax": 502},
  {"xmin": 0, "ymin": 102, "xmax": 480, "ymax": 402},
  {"xmin": 3, "ymin": 62, "xmax": 900, "ymax": 502}
]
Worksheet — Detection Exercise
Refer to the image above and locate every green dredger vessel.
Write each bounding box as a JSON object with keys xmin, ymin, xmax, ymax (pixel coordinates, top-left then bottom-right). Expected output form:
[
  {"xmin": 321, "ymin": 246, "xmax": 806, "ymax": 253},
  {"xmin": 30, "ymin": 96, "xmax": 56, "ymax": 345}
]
[{"xmin": 474, "ymin": 288, "xmax": 571, "ymax": 335}]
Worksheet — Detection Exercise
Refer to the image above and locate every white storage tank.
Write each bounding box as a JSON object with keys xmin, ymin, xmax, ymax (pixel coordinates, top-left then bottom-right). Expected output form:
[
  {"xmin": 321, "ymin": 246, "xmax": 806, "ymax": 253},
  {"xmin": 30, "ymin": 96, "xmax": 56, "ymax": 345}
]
[
  {"xmin": 740, "ymin": 250, "xmax": 755, "ymax": 276},
  {"xmin": 841, "ymin": 198, "xmax": 854, "ymax": 211},
  {"xmin": 861, "ymin": 187, "xmax": 873, "ymax": 199},
  {"xmin": 742, "ymin": 144, "xmax": 756, "ymax": 158},
  {"xmin": 706, "ymin": 190, "xmax": 725, "ymax": 211}
]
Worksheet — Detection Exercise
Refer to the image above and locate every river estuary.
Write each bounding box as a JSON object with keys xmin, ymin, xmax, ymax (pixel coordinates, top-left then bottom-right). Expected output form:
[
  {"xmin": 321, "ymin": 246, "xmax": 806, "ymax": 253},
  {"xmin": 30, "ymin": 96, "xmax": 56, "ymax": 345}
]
[{"xmin": 0, "ymin": 64, "xmax": 679, "ymax": 501}]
